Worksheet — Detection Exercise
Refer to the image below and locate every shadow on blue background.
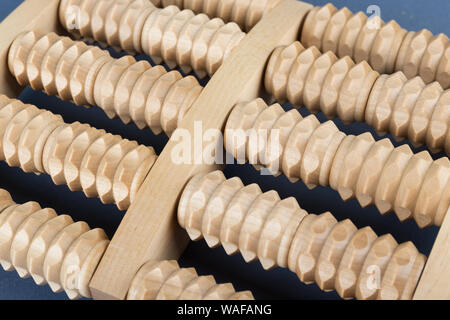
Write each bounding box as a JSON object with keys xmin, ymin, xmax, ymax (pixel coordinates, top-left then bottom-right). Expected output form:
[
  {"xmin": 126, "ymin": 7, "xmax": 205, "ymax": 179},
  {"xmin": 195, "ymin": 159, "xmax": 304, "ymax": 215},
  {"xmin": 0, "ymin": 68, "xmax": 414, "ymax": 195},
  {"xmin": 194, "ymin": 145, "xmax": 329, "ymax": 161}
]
[{"xmin": 0, "ymin": 0, "xmax": 449, "ymax": 300}]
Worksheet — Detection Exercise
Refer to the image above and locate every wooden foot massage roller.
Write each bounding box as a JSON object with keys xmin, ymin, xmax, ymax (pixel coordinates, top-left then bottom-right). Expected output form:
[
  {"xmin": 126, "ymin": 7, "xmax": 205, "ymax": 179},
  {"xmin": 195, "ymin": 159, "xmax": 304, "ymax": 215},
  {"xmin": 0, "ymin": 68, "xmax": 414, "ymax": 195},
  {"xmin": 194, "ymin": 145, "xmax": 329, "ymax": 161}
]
[{"xmin": 0, "ymin": 0, "xmax": 448, "ymax": 299}]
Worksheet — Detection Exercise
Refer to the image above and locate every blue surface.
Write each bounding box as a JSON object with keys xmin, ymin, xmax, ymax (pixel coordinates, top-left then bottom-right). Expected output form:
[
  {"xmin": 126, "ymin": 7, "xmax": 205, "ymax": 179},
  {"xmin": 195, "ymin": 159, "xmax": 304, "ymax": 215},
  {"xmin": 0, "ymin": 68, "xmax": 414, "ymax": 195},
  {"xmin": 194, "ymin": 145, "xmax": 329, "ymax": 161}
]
[{"xmin": 0, "ymin": 0, "xmax": 449, "ymax": 300}]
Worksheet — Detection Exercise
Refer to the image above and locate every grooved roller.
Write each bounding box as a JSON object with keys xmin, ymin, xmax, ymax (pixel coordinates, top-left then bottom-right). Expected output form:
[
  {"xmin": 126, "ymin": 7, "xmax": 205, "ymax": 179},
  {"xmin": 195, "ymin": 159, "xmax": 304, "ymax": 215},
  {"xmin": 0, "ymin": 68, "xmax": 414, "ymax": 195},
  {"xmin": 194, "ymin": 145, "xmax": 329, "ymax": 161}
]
[
  {"xmin": 264, "ymin": 41, "xmax": 450, "ymax": 154},
  {"xmin": 299, "ymin": 3, "xmax": 449, "ymax": 89},
  {"xmin": 178, "ymin": 171, "xmax": 426, "ymax": 300},
  {"xmin": 0, "ymin": 95, "xmax": 157, "ymax": 211}
]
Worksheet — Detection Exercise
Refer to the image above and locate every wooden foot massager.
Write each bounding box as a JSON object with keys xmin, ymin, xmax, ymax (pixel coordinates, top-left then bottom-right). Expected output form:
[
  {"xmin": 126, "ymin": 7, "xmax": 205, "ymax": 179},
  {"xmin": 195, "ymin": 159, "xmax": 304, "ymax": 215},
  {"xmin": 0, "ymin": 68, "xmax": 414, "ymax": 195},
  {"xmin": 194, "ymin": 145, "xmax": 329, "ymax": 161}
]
[{"xmin": 0, "ymin": 0, "xmax": 449, "ymax": 300}]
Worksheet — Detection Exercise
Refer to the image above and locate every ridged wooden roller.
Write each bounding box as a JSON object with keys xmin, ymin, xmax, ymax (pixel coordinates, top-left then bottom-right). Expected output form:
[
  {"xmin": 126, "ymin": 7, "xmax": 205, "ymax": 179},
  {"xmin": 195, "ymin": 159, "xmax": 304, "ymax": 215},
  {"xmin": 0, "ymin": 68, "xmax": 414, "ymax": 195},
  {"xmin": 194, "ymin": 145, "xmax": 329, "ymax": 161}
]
[
  {"xmin": 0, "ymin": 95, "xmax": 157, "ymax": 211},
  {"xmin": 300, "ymin": 3, "xmax": 449, "ymax": 89},
  {"xmin": 127, "ymin": 259, "xmax": 254, "ymax": 300},
  {"xmin": 264, "ymin": 41, "xmax": 450, "ymax": 154},
  {"xmin": 224, "ymin": 98, "xmax": 450, "ymax": 228},
  {"xmin": 59, "ymin": 0, "xmax": 246, "ymax": 77},
  {"xmin": 0, "ymin": 188, "xmax": 109, "ymax": 299},
  {"xmin": 8, "ymin": 31, "xmax": 202, "ymax": 136},
  {"xmin": 177, "ymin": 171, "xmax": 426, "ymax": 300},
  {"xmin": 150, "ymin": 0, "xmax": 281, "ymax": 31}
]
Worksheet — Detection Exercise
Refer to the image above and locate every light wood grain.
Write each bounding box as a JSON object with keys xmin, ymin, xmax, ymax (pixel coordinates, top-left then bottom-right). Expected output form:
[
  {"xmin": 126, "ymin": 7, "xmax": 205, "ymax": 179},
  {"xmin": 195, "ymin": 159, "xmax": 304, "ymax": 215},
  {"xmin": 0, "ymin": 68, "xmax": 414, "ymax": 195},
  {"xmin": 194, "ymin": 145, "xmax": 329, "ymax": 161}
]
[
  {"xmin": 414, "ymin": 207, "xmax": 450, "ymax": 299},
  {"xmin": 299, "ymin": 2, "xmax": 449, "ymax": 89},
  {"xmin": 127, "ymin": 259, "xmax": 254, "ymax": 300},
  {"xmin": 264, "ymin": 40, "xmax": 450, "ymax": 154},
  {"xmin": 59, "ymin": 0, "xmax": 247, "ymax": 77},
  {"xmin": 0, "ymin": 95, "xmax": 157, "ymax": 211},
  {"xmin": 89, "ymin": 0, "xmax": 313, "ymax": 300},
  {"xmin": 178, "ymin": 171, "xmax": 426, "ymax": 300},
  {"xmin": 0, "ymin": 188, "xmax": 109, "ymax": 299},
  {"xmin": 1, "ymin": 183, "xmax": 249, "ymax": 300},
  {"xmin": 43, "ymin": 2, "xmax": 450, "ymax": 154},
  {"xmin": 1, "ymin": 0, "xmax": 447, "ymax": 301},
  {"xmin": 154, "ymin": 0, "xmax": 281, "ymax": 31}
]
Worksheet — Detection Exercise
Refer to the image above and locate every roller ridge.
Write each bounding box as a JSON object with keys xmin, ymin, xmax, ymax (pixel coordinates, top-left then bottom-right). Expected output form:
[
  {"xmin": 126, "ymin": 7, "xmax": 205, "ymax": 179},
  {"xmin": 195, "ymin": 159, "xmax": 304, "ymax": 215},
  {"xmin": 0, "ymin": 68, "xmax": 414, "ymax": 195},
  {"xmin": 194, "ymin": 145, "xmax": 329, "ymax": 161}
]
[
  {"xmin": 300, "ymin": 3, "xmax": 449, "ymax": 89},
  {"xmin": 8, "ymin": 31, "xmax": 202, "ymax": 136},
  {"xmin": 152, "ymin": 0, "xmax": 281, "ymax": 31},
  {"xmin": 177, "ymin": 171, "xmax": 426, "ymax": 300},
  {"xmin": 0, "ymin": 95, "xmax": 157, "ymax": 210},
  {"xmin": 127, "ymin": 259, "xmax": 254, "ymax": 300},
  {"xmin": 0, "ymin": 188, "xmax": 109, "ymax": 299},
  {"xmin": 265, "ymin": 41, "xmax": 450, "ymax": 154},
  {"xmin": 59, "ymin": 0, "xmax": 246, "ymax": 77},
  {"xmin": 224, "ymin": 98, "xmax": 450, "ymax": 228}
]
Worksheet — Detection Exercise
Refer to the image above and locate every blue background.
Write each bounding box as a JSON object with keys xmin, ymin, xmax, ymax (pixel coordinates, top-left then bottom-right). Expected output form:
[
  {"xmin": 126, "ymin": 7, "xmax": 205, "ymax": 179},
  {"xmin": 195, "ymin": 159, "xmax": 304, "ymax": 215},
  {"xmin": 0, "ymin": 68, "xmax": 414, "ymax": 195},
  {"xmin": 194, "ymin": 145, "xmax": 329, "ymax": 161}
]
[{"xmin": 0, "ymin": 0, "xmax": 449, "ymax": 300}]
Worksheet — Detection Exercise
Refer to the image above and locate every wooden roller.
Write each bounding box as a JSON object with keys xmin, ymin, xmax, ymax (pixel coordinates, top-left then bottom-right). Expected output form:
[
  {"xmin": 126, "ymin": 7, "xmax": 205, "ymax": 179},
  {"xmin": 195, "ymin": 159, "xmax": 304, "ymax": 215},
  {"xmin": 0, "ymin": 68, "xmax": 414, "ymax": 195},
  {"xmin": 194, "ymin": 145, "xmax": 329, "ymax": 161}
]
[
  {"xmin": 264, "ymin": 41, "xmax": 450, "ymax": 154},
  {"xmin": 148, "ymin": 0, "xmax": 282, "ymax": 31},
  {"xmin": 225, "ymin": 98, "xmax": 450, "ymax": 228},
  {"xmin": 59, "ymin": 0, "xmax": 246, "ymax": 77},
  {"xmin": 0, "ymin": 187, "xmax": 252, "ymax": 300},
  {"xmin": 0, "ymin": 95, "xmax": 157, "ymax": 210},
  {"xmin": 128, "ymin": 259, "xmax": 254, "ymax": 300},
  {"xmin": 178, "ymin": 171, "xmax": 426, "ymax": 300},
  {"xmin": 299, "ymin": 3, "xmax": 449, "ymax": 89},
  {"xmin": 8, "ymin": 30, "xmax": 202, "ymax": 136}
]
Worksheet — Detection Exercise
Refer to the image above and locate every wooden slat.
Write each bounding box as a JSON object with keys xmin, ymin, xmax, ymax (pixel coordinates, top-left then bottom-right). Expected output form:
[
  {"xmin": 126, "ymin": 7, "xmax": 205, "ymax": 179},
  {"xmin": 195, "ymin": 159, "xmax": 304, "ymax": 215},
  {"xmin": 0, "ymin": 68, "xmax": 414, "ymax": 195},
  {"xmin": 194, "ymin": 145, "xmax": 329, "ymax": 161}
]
[
  {"xmin": 0, "ymin": 0, "xmax": 64, "ymax": 97},
  {"xmin": 413, "ymin": 208, "xmax": 450, "ymax": 300},
  {"xmin": 89, "ymin": 0, "xmax": 313, "ymax": 300}
]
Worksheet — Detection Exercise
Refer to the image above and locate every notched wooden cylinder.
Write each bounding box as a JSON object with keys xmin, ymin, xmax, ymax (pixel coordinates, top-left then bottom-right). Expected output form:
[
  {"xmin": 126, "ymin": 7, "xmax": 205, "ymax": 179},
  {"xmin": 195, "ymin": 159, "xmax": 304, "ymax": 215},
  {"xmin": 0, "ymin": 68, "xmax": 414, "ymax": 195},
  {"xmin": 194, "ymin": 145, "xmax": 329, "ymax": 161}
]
[
  {"xmin": 299, "ymin": 3, "xmax": 449, "ymax": 89},
  {"xmin": 0, "ymin": 95, "xmax": 157, "ymax": 211},
  {"xmin": 177, "ymin": 171, "xmax": 426, "ymax": 300}
]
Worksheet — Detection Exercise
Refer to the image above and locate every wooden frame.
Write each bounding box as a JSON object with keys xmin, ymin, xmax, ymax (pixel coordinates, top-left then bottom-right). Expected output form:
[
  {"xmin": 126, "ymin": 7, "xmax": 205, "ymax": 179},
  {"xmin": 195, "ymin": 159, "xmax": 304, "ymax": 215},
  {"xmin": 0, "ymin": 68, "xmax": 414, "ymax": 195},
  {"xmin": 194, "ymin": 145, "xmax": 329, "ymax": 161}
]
[{"xmin": 0, "ymin": 0, "xmax": 449, "ymax": 300}]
